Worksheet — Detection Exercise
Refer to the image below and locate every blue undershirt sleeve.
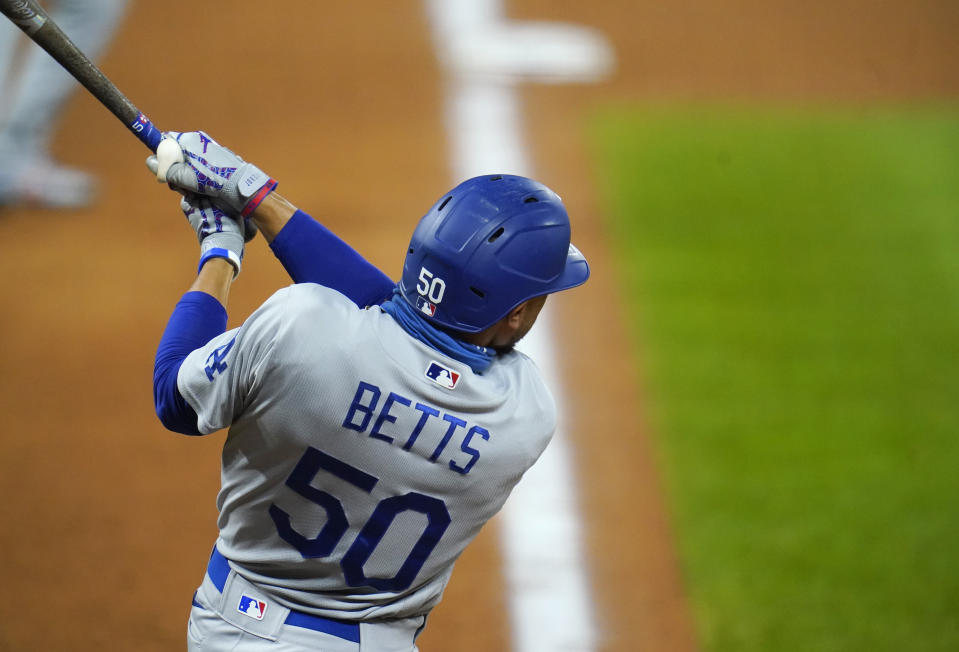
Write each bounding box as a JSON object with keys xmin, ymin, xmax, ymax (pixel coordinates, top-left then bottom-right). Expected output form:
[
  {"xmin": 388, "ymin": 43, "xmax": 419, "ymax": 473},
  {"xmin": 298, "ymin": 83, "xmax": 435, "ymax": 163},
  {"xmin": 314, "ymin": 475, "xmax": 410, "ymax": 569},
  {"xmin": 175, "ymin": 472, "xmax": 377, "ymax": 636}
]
[
  {"xmin": 154, "ymin": 291, "xmax": 228, "ymax": 436},
  {"xmin": 156, "ymin": 210, "xmax": 391, "ymax": 434},
  {"xmin": 269, "ymin": 210, "xmax": 395, "ymax": 307}
]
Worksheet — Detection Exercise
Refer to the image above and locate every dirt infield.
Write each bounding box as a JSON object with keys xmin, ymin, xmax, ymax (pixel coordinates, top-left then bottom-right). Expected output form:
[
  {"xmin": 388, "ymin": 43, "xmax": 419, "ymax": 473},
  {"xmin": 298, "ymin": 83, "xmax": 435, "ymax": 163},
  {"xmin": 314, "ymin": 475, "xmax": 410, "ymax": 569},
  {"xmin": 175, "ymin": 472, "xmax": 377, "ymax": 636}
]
[{"xmin": 0, "ymin": 2, "xmax": 954, "ymax": 650}]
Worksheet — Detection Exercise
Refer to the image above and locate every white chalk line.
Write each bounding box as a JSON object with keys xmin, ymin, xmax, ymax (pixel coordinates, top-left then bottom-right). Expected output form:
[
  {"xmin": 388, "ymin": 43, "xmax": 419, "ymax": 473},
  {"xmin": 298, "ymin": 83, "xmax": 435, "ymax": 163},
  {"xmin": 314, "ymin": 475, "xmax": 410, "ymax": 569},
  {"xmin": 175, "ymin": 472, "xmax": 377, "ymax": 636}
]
[{"xmin": 424, "ymin": 1, "xmax": 612, "ymax": 649}]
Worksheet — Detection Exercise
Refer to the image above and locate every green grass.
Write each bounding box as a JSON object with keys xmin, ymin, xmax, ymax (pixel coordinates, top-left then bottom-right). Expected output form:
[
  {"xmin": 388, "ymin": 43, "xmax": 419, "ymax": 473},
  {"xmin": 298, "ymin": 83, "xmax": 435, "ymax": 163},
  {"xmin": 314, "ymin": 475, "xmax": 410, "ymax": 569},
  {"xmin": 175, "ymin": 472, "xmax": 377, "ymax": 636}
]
[{"xmin": 592, "ymin": 106, "xmax": 959, "ymax": 652}]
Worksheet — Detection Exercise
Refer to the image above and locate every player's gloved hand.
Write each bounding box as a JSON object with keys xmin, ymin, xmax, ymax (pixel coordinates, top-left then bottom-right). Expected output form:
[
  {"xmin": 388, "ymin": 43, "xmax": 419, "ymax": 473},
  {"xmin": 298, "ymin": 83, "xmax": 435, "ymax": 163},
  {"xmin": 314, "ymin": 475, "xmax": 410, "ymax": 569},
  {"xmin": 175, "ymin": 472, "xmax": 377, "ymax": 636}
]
[
  {"xmin": 146, "ymin": 131, "xmax": 278, "ymax": 218},
  {"xmin": 181, "ymin": 194, "xmax": 256, "ymax": 278}
]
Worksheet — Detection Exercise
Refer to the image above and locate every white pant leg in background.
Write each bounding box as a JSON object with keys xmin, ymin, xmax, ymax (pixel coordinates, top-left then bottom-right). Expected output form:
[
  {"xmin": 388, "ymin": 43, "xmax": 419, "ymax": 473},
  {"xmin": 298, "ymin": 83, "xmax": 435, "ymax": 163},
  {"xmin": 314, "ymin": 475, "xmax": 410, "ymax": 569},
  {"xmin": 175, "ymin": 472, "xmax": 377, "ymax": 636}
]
[
  {"xmin": 0, "ymin": 0, "xmax": 128, "ymax": 158},
  {"xmin": 0, "ymin": 17, "xmax": 18, "ymax": 95}
]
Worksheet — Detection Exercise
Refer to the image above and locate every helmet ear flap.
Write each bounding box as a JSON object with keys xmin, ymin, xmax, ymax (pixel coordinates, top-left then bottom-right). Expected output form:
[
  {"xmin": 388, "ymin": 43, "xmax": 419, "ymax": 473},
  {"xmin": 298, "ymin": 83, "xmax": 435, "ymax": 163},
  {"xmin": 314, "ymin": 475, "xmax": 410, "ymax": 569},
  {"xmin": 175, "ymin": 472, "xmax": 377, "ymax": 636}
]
[{"xmin": 399, "ymin": 174, "xmax": 589, "ymax": 333}]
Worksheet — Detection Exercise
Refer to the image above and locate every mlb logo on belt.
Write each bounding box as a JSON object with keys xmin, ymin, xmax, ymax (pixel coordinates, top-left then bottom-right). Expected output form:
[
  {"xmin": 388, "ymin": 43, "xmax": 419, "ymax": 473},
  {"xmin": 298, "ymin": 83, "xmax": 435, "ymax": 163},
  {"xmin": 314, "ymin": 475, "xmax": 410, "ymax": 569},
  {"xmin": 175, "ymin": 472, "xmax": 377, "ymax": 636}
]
[
  {"xmin": 425, "ymin": 361, "xmax": 460, "ymax": 390},
  {"xmin": 415, "ymin": 296, "xmax": 437, "ymax": 317},
  {"xmin": 237, "ymin": 595, "xmax": 267, "ymax": 620}
]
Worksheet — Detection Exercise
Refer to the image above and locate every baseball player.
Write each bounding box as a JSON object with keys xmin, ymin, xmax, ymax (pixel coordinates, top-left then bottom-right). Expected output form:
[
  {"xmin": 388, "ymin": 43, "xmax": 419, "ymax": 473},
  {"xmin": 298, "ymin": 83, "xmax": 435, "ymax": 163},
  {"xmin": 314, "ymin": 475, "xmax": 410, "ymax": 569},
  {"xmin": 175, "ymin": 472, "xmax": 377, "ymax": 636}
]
[{"xmin": 150, "ymin": 131, "xmax": 589, "ymax": 651}]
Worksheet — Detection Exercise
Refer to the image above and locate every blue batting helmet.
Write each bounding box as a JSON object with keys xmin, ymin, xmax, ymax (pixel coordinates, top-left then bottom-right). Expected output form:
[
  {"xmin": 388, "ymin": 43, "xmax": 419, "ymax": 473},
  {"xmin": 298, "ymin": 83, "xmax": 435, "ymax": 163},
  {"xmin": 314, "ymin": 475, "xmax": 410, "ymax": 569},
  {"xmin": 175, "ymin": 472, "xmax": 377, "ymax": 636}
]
[{"xmin": 399, "ymin": 174, "xmax": 590, "ymax": 333}]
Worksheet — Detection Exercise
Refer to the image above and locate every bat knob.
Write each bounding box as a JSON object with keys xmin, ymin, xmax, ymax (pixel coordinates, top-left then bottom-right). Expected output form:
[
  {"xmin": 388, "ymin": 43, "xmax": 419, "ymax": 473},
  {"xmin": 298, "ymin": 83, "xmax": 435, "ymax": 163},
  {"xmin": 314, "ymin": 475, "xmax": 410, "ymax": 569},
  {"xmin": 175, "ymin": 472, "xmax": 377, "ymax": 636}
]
[{"xmin": 155, "ymin": 137, "xmax": 184, "ymax": 183}]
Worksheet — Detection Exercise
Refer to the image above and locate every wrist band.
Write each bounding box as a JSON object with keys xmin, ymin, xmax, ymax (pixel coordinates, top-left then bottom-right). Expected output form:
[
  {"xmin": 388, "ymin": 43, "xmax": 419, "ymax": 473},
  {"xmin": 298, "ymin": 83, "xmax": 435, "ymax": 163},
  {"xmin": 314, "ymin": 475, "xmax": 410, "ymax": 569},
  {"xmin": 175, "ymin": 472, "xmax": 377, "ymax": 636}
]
[
  {"xmin": 241, "ymin": 178, "xmax": 279, "ymax": 218},
  {"xmin": 198, "ymin": 247, "xmax": 242, "ymax": 277}
]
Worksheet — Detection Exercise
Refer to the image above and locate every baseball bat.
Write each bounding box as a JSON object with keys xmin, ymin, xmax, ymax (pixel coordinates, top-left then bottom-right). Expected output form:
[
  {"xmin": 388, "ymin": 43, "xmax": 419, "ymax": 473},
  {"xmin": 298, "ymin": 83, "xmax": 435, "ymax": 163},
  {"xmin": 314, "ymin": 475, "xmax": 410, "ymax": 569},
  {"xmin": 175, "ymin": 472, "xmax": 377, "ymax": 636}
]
[{"xmin": 0, "ymin": 0, "xmax": 163, "ymax": 152}]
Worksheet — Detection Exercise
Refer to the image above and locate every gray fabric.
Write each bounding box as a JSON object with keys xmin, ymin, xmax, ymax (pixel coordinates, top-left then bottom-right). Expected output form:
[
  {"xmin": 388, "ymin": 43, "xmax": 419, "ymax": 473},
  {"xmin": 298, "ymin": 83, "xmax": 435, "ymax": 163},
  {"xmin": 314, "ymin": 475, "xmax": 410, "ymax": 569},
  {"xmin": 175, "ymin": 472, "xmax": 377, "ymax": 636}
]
[
  {"xmin": 177, "ymin": 284, "xmax": 557, "ymax": 621},
  {"xmin": 189, "ymin": 565, "xmax": 424, "ymax": 651}
]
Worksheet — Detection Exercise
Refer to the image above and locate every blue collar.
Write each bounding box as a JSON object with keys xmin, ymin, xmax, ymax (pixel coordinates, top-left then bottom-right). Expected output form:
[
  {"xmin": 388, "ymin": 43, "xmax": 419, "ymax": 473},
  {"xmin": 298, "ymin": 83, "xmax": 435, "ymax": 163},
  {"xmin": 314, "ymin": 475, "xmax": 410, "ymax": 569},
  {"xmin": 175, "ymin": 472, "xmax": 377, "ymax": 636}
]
[{"xmin": 380, "ymin": 290, "xmax": 495, "ymax": 374}]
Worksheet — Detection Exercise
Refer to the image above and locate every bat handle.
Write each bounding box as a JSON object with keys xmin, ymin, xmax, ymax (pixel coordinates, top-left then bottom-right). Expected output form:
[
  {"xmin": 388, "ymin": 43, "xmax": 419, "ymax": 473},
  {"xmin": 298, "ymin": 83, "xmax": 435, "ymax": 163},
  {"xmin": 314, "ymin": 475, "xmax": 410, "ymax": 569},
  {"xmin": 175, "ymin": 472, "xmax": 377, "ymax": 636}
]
[{"xmin": 130, "ymin": 112, "xmax": 163, "ymax": 152}]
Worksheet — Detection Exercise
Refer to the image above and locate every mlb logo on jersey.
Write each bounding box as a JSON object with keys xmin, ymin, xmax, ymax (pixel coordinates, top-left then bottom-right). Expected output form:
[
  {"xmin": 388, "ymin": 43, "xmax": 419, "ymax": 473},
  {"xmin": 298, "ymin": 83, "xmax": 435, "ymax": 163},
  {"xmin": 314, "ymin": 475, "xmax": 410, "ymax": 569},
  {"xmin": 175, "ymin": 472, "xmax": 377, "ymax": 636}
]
[
  {"xmin": 415, "ymin": 296, "xmax": 437, "ymax": 317},
  {"xmin": 237, "ymin": 595, "xmax": 267, "ymax": 621},
  {"xmin": 425, "ymin": 361, "xmax": 460, "ymax": 390}
]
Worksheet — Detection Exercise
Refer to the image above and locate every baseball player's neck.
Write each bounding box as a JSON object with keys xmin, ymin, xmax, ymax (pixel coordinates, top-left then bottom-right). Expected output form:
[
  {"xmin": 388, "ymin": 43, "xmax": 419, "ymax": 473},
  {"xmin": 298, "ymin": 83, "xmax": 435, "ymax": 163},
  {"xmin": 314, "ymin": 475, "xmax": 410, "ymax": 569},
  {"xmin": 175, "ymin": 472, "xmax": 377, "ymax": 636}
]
[{"xmin": 461, "ymin": 295, "xmax": 547, "ymax": 354}]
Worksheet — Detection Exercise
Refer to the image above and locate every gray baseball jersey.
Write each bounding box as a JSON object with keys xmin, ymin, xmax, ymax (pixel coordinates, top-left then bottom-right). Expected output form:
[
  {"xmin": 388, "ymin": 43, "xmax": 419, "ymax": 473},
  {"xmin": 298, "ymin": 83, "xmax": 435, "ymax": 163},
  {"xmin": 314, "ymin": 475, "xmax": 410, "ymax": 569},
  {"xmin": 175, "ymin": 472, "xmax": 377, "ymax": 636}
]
[{"xmin": 177, "ymin": 283, "xmax": 556, "ymax": 621}]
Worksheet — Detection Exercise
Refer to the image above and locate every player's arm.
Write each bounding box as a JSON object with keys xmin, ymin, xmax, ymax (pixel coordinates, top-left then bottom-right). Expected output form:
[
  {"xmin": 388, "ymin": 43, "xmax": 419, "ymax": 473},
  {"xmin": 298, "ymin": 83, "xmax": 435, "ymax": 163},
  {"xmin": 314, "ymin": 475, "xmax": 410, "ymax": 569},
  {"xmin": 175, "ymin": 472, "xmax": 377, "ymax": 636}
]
[
  {"xmin": 251, "ymin": 192, "xmax": 394, "ymax": 307},
  {"xmin": 149, "ymin": 132, "xmax": 395, "ymax": 307},
  {"xmin": 153, "ymin": 198, "xmax": 246, "ymax": 436}
]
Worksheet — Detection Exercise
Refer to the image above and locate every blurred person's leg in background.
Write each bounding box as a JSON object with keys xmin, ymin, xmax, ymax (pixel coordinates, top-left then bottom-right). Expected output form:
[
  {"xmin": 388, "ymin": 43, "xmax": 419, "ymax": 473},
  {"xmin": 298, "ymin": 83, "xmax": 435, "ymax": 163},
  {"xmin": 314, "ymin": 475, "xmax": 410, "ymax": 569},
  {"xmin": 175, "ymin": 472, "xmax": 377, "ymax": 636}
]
[{"xmin": 0, "ymin": 0, "xmax": 127, "ymax": 208}]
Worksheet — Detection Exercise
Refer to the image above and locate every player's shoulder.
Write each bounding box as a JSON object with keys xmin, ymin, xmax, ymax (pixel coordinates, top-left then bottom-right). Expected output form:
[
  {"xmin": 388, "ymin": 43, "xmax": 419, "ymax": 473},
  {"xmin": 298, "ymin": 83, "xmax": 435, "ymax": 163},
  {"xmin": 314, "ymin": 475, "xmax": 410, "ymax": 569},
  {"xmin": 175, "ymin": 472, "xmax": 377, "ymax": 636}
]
[
  {"xmin": 242, "ymin": 283, "xmax": 371, "ymax": 343},
  {"xmin": 260, "ymin": 283, "xmax": 363, "ymax": 320},
  {"xmin": 271, "ymin": 282, "xmax": 355, "ymax": 306},
  {"xmin": 487, "ymin": 349, "xmax": 558, "ymax": 426},
  {"xmin": 491, "ymin": 348, "xmax": 547, "ymax": 383}
]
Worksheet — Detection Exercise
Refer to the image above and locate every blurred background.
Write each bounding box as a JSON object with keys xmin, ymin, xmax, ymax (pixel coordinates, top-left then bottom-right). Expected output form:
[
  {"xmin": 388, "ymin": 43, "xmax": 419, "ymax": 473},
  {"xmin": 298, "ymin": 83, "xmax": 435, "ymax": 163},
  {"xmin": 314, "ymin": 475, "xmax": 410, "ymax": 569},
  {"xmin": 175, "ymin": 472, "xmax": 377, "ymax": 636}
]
[{"xmin": 0, "ymin": 1, "xmax": 956, "ymax": 651}]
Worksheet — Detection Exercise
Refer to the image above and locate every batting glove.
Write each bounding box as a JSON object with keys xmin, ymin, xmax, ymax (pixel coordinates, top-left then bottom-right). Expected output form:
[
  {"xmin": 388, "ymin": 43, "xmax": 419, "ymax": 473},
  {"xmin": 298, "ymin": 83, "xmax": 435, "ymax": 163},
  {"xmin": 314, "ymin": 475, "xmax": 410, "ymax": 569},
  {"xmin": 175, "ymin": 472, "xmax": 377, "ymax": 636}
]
[
  {"xmin": 146, "ymin": 131, "xmax": 278, "ymax": 218},
  {"xmin": 181, "ymin": 195, "xmax": 255, "ymax": 277}
]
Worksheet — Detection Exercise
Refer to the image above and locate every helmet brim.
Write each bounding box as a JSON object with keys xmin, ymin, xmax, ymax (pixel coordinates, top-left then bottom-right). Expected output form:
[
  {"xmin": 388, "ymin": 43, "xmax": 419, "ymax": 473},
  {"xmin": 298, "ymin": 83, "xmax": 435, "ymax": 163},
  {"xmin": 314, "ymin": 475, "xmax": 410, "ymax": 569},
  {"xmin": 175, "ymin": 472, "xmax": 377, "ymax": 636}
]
[{"xmin": 548, "ymin": 243, "xmax": 590, "ymax": 294}]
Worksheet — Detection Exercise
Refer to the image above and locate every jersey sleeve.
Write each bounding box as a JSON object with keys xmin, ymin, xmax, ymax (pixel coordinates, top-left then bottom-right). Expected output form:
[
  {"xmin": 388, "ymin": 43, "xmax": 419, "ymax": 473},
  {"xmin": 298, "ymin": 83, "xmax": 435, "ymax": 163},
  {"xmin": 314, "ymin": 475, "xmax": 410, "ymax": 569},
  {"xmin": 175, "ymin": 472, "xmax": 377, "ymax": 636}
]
[
  {"xmin": 269, "ymin": 209, "xmax": 395, "ymax": 307},
  {"xmin": 153, "ymin": 291, "xmax": 229, "ymax": 436},
  {"xmin": 175, "ymin": 288, "xmax": 291, "ymax": 434}
]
